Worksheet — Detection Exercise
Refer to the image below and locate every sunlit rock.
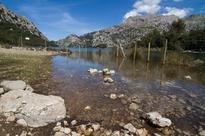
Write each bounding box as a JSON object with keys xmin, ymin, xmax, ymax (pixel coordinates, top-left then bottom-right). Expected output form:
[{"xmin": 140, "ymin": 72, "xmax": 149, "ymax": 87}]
[
  {"xmin": 0, "ymin": 90, "xmax": 66, "ymax": 127},
  {"xmin": 145, "ymin": 112, "xmax": 172, "ymax": 127}
]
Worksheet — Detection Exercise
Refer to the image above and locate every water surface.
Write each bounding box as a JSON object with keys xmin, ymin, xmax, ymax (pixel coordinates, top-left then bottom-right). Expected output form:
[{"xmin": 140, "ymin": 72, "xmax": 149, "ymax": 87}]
[{"xmin": 49, "ymin": 48, "xmax": 205, "ymax": 135}]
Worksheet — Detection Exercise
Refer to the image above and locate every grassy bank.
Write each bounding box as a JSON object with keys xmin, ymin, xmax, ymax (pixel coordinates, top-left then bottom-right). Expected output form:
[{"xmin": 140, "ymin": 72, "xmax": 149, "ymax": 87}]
[{"xmin": 0, "ymin": 53, "xmax": 54, "ymax": 94}]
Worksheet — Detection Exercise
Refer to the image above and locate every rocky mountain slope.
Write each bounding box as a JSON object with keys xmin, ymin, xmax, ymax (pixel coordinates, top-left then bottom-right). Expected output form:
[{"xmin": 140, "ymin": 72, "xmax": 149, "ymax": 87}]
[
  {"xmin": 0, "ymin": 3, "xmax": 47, "ymax": 46},
  {"xmin": 57, "ymin": 14, "xmax": 205, "ymax": 47}
]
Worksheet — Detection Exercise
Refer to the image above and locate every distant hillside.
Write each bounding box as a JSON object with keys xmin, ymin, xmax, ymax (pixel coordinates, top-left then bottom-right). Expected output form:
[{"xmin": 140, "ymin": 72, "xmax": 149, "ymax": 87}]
[
  {"xmin": 0, "ymin": 3, "xmax": 48, "ymax": 46},
  {"xmin": 57, "ymin": 14, "xmax": 205, "ymax": 48}
]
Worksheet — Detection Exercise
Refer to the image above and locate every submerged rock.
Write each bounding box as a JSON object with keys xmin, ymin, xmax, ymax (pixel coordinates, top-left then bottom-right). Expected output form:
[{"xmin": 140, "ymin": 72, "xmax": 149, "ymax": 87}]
[
  {"xmin": 184, "ymin": 75, "xmax": 192, "ymax": 80},
  {"xmin": 136, "ymin": 128, "xmax": 148, "ymax": 136},
  {"xmin": 110, "ymin": 94, "xmax": 117, "ymax": 100},
  {"xmin": 124, "ymin": 123, "xmax": 136, "ymax": 133},
  {"xmin": 0, "ymin": 90, "xmax": 66, "ymax": 127},
  {"xmin": 104, "ymin": 77, "xmax": 114, "ymax": 83},
  {"xmin": 129, "ymin": 103, "xmax": 139, "ymax": 111},
  {"xmin": 88, "ymin": 68, "xmax": 98, "ymax": 74},
  {"xmin": 0, "ymin": 80, "xmax": 26, "ymax": 91},
  {"xmin": 145, "ymin": 112, "xmax": 172, "ymax": 127}
]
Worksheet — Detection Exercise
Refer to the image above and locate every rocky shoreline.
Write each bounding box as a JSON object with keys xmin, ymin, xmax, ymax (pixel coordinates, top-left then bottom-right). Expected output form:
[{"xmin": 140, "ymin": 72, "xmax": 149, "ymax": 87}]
[{"xmin": 1, "ymin": 80, "xmax": 204, "ymax": 136}]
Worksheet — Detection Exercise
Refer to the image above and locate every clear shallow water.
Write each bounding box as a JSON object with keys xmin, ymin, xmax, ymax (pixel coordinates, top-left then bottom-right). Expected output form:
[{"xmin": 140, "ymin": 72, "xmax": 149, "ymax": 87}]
[{"xmin": 50, "ymin": 48, "xmax": 205, "ymax": 134}]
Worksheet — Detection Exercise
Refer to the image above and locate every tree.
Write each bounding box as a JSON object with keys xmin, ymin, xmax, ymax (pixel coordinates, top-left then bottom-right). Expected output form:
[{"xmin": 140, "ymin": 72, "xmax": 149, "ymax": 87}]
[{"xmin": 165, "ymin": 19, "xmax": 186, "ymax": 50}]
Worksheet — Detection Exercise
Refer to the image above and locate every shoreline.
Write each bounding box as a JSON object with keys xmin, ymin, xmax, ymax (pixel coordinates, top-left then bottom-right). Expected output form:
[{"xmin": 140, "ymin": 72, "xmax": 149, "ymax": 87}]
[{"xmin": 0, "ymin": 47, "xmax": 59, "ymax": 56}]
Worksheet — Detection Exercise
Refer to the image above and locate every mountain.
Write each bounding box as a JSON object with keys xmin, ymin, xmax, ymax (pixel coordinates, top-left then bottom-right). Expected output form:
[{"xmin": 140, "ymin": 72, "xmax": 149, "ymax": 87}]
[
  {"xmin": 0, "ymin": 3, "xmax": 47, "ymax": 46},
  {"xmin": 185, "ymin": 15, "xmax": 205, "ymax": 31},
  {"xmin": 57, "ymin": 14, "xmax": 205, "ymax": 48}
]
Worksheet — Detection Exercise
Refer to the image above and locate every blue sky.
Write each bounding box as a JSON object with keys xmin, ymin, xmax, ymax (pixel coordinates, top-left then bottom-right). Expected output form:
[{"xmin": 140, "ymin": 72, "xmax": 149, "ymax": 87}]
[{"xmin": 0, "ymin": 0, "xmax": 204, "ymax": 40}]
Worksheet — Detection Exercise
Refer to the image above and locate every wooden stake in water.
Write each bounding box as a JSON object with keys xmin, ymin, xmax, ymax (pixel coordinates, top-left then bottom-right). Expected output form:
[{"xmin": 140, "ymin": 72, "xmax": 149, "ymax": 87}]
[
  {"xmin": 163, "ymin": 39, "xmax": 168, "ymax": 65},
  {"xmin": 133, "ymin": 44, "xmax": 137, "ymax": 60},
  {"xmin": 116, "ymin": 46, "xmax": 119, "ymax": 57},
  {"xmin": 147, "ymin": 42, "xmax": 151, "ymax": 62},
  {"xmin": 120, "ymin": 44, "xmax": 126, "ymax": 58}
]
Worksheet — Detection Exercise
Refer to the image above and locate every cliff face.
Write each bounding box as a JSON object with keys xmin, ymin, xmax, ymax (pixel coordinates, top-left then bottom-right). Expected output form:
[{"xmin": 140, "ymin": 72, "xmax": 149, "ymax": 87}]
[
  {"xmin": 0, "ymin": 3, "xmax": 46, "ymax": 40},
  {"xmin": 57, "ymin": 14, "xmax": 205, "ymax": 47}
]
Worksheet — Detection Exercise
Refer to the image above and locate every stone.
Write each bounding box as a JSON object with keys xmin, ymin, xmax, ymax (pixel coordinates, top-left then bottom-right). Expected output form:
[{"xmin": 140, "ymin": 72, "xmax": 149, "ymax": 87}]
[
  {"xmin": 88, "ymin": 68, "xmax": 98, "ymax": 74},
  {"xmin": 25, "ymin": 85, "xmax": 34, "ymax": 92},
  {"xmin": 145, "ymin": 112, "xmax": 172, "ymax": 127},
  {"xmin": 184, "ymin": 75, "xmax": 192, "ymax": 80},
  {"xmin": 6, "ymin": 115, "xmax": 16, "ymax": 122},
  {"xmin": 71, "ymin": 131, "xmax": 81, "ymax": 136},
  {"xmin": 84, "ymin": 106, "xmax": 91, "ymax": 111},
  {"xmin": 0, "ymin": 80, "xmax": 26, "ymax": 91},
  {"xmin": 124, "ymin": 123, "xmax": 136, "ymax": 133},
  {"xmin": 84, "ymin": 127, "xmax": 94, "ymax": 135},
  {"xmin": 0, "ymin": 88, "xmax": 4, "ymax": 94},
  {"xmin": 110, "ymin": 94, "xmax": 117, "ymax": 100},
  {"xmin": 136, "ymin": 128, "xmax": 148, "ymax": 136},
  {"xmin": 53, "ymin": 125, "xmax": 62, "ymax": 132},
  {"xmin": 118, "ymin": 94, "xmax": 125, "ymax": 98},
  {"xmin": 107, "ymin": 77, "xmax": 114, "ymax": 83},
  {"xmin": 64, "ymin": 128, "xmax": 71, "ymax": 134},
  {"xmin": 17, "ymin": 119, "xmax": 27, "ymax": 127},
  {"xmin": 80, "ymin": 124, "xmax": 87, "ymax": 131},
  {"xmin": 20, "ymin": 131, "xmax": 27, "ymax": 136},
  {"xmin": 71, "ymin": 120, "xmax": 77, "ymax": 126},
  {"xmin": 199, "ymin": 130, "xmax": 205, "ymax": 136},
  {"xmin": 63, "ymin": 120, "xmax": 68, "ymax": 126},
  {"xmin": 92, "ymin": 123, "xmax": 100, "ymax": 131},
  {"xmin": 154, "ymin": 133, "xmax": 161, "ymax": 136},
  {"xmin": 112, "ymin": 131, "xmax": 120, "ymax": 136},
  {"xmin": 54, "ymin": 132, "xmax": 66, "ymax": 136},
  {"xmin": 129, "ymin": 103, "xmax": 139, "ymax": 111},
  {"xmin": 104, "ymin": 77, "xmax": 114, "ymax": 83},
  {"xmin": 0, "ymin": 90, "xmax": 66, "ymax": 127}
]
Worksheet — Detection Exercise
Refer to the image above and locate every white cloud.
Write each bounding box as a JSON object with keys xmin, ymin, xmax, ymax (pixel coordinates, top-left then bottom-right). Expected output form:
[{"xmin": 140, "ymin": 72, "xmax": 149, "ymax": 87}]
[
  {"xmin": 163, "ymin": 7, "xmax": 192, "ymax": 18},
  {"xmin": 124, "ymin": 0, "xmax": 192, "ymax": 19},
  {"xmin": 124, "ymin": 0, "xmax": 161, "ymax": 19}
]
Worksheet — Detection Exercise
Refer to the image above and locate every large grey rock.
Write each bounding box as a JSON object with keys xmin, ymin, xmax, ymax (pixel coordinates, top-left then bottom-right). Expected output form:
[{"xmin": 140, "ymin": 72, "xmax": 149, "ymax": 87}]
[
  {"xmin": 145, "ymin": 112, "xmax": 172, "ymax": 127},
  {"xmin": 0, "ymin": 90, "xmax": 66, "ymax": 127},
  {"xmin": 0, "ymin": 80, "xmax": 26, "ymax": 91}
]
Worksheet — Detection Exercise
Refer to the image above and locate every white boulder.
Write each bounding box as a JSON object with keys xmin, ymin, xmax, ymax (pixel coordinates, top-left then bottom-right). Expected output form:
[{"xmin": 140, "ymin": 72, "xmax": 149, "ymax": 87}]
[{"xmin": 0, "ymin": 90, "xmax": 66, "ymax": 127}]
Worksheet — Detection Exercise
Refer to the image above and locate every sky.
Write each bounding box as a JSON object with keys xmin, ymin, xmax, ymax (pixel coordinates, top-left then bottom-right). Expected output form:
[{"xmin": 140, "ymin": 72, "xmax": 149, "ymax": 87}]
[{"xmin": 0, "ymin": 0, "xmax": 204, "ymax": 40}]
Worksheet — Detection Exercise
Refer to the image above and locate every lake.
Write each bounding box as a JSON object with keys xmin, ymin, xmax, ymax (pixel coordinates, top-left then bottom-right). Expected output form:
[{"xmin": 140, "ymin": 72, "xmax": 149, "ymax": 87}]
[
  {"xmin": 0, "ymin": 48, "xmax": 205, "ymax": 135},
  {"xmin": 48, "ymin": 48, "xmax": 205, "ymax": 135}
]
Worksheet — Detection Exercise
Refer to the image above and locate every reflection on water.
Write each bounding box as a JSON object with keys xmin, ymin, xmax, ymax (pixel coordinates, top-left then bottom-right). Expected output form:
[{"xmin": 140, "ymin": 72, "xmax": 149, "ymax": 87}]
[{"xmin": 51, "ymin": 48, "xmax": 205, "ymax": 134}]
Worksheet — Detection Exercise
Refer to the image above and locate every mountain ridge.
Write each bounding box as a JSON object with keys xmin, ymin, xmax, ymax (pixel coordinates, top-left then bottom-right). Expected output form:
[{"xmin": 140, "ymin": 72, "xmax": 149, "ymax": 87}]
[{"xmin": 57, "ymin": 14, "xmax": 205, "ymax": 47}]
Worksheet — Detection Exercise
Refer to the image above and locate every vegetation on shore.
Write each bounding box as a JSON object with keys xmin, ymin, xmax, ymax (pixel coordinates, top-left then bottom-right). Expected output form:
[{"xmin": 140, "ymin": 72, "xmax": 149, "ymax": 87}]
[
  {"xmin": 0, "ymin": 53, "xmax": 54, "ymax": 93},
  {"xmin": 137, "ymin": 19, "xmax": 205, "ymax": 51}
]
